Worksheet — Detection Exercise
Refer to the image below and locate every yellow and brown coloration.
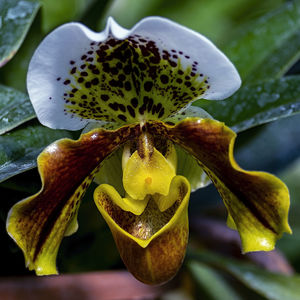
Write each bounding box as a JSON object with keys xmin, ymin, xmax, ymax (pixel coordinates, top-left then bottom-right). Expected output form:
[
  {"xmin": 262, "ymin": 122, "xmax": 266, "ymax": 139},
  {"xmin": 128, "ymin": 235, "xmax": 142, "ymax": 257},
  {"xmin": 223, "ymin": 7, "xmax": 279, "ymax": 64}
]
[
  {"xmin": 7, "ymin": 124, "xmax": 139, "ymax": 275},
  {"xmin": 147, "ymin": 118, "xmax": 291, "ymax": 251},
  {"xmin": 8, "ymin": 17, "xmax": 290, "ymax": 286},
  {"xmin": 7, "ymin": 118, "xmax": 291, "ymax": 283},
  {"xmin": 95, "ymin": 176, "xmax": 190, "ymax": 284}
]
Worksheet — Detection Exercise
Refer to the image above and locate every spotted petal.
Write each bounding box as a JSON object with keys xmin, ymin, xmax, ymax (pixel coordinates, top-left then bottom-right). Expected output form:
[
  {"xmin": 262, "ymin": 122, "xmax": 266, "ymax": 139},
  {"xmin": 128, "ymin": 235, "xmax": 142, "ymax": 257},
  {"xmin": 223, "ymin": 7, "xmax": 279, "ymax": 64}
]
[
  {"xmin": 27, "ymin": 17, "xmax": 240, "ymax": 130},
  {"xmin": 6, "ymin": 124, "xmax": 139, "ymax": 275},
  {"xmin": 147, "ymin": 118, "xmax": 291, "ymax": 252}
]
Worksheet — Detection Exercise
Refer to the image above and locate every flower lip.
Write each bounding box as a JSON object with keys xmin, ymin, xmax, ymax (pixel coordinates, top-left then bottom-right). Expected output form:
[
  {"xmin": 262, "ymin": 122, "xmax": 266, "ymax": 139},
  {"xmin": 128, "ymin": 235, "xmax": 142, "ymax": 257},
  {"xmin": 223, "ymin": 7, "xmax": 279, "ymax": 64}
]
[
  {"xmin": 94, "ymin": 175, "xmax": 191, "ymax": 248},
  {"xmin": 27, "ymin": 16, "xmax": 241, "ymax": 131}
]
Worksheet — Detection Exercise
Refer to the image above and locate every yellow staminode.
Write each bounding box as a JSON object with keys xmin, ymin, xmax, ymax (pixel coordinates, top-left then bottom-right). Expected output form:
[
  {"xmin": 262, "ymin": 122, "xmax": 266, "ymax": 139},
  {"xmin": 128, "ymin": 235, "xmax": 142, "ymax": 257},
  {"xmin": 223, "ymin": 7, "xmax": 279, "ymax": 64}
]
[{"xmin": 123, "ymin": 147, "xmax": 176, "ymax": 200}]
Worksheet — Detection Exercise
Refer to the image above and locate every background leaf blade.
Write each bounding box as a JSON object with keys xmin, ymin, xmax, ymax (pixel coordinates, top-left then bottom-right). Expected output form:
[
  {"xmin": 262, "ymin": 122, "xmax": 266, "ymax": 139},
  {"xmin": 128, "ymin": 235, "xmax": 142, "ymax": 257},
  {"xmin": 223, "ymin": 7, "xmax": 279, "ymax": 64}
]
[
  {"xmin": 0, "ymin": 0, "xmax": 40, "ymax": 67},
  {"xmin": 0, "ymin": 121, "xmax": 74, "ymax": 183},
  {"xmin": 224, "ymin": 0, "xmax": 300, "ymax": 81},
  {"xmin": 0, "ymin": 84, "xmax": 35, "ymax": 135},
  {"xmin": 195, "ymin": 76, "xmax": 300, "ymax": 132}
]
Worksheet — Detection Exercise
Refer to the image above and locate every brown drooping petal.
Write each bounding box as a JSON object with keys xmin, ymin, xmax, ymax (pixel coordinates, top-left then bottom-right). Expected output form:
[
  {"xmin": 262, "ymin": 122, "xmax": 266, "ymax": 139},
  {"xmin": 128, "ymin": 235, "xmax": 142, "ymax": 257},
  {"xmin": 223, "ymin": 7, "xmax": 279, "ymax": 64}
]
[
  {"xmin": 7, "ymin": 124, "xmax": 139, "ymax": 275},
  {"xmin": 147, "ymin": 118, "xmax": 291, "ymax": 252}
]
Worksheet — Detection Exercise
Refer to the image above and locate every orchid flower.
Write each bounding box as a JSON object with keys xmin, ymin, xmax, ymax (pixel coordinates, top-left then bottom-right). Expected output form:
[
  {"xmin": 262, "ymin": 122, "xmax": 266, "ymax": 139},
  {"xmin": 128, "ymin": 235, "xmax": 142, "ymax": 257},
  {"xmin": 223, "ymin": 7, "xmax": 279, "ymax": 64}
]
[{"xmin": 6, "ymin": 17, "xmax": 291, "ymax": 285}]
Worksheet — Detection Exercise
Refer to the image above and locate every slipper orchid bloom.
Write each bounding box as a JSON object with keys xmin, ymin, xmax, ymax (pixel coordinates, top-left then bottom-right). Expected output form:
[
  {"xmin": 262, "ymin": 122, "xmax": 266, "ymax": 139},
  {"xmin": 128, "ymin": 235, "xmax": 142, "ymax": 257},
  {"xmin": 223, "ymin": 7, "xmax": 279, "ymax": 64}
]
[{"xmin": 6, "ymin": 17, "xmax": 291, "ymax": 285}]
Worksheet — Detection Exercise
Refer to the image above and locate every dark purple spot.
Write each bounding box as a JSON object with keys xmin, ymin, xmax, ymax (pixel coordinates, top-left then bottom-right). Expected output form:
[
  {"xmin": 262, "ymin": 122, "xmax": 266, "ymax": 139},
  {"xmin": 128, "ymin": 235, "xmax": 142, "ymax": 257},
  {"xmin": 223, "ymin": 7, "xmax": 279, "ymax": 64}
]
[
  {"xmin": 124, "ymin": 65, "xmax": 131, "ymax": 75},
  {"xmin": 147, "ymin": 98, "xmax": 153, "ymax": 112},
  {"xmin": 144, "ymin": 81, "xmax": 153, "ymax": 92},
  {"xmin": 124, "ymin": 81, "xmax": 131, "ymax": 91},
  {"xmin": 150, "ymin": 56, "xmax": 160, "ymax": 64},
  {"xmin": 109, "ymin": 103, "xmax": 119, "ymax": 111},
  {"xmin": 117, "ymin": 114, "xmax": 127, "ymax": 122},
  {"xmin": 139, "ymin": 63, "xmax": 147, "ymax": 70},
  {"xmin": 170, "ymin": 61, "xmax": 177, "ymax": 67},
  {"xmin": 64, "ymin": 79, "xmax": 71, "ymax": 85},
  {"xmin": 158, "ymin": 107, "xmax": 165, "ymax": 118},
  {"xmin": 166, "ymin": 121, "xmax": 175, "ymax": 125},
  {"xmin": 131, "ymin": 98, "xmax": 138, "ymax": 108},
  {"xmin": 118, "ymin": 104, "xmax": 126, "ymax": 112},
  {"xmin": 139, "ymin": 104, "xmax": 146, "ymax": 115},
  {"xmin": 91, "ymin": 78, "xmax": 99, "ymax": 85},
  {"xmin": 111, "ymin": 67, "xmax": 118, "ymax": 75},
  {"xmin": 160, "ymin": 75, "xmax": 169, "ymax": 84},
  {"xmin": 70, "ymin": 60, "xmax": 75, "ymax": 65},
  {"xmin": 118, "ymin": 74, "xmax": 126, "ymax": 81},
  {"xmin": 156, "ymin": 103, "xmax": 162, "ymax": 113},
  {"xmin": 127, "ymin": 105, "xmax": 135, "ymax": 118},
  {"xmin": 101, "ymin": 94, "xmax": 109, "ymax": 101}
]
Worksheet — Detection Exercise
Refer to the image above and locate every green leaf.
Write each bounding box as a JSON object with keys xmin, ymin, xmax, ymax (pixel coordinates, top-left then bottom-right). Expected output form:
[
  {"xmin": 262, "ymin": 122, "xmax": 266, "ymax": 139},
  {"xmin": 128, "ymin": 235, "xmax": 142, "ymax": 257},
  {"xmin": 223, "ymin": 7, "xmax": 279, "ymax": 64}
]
[
  {"xmin": 246, "ymin": 30, "xmax": 300, "ymax": 84},
  {"xmin": 225, "ymin": 0, "xmax": 300, "ymax": 81},
  {"xmin": 0, "ymin": 0, "xmax": 40, "ymax": 67},
  {"xmin": 195, "ymin": 76, "xmax": 300, "ymax": 132},
  {"xmin": 0, "ymin": 121, "xmax": 74, "ymax": 183},
  {"xmin": 80, "ymin": 0, "xmax": 112, "ymax": 31},
  {"xmin": 0, "ymin": 84, "xmax": 35, "ymax": 135},
  {"xmin": 40, "ymin": 0, "xmax": 97, "ymax": 33},
  {"xmin": 188, "ymin": 261, "xmax": 242, "ymax": 300},
  {"xmin": 189, "ymin": 252, "xmax": 300, "ymax": 300}
]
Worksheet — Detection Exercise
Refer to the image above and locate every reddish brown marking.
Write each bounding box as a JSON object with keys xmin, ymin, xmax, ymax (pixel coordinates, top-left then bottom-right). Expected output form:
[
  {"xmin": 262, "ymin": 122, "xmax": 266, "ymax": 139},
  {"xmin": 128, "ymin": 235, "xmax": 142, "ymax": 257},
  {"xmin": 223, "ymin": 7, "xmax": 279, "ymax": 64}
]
[{"xmin": 16, "ymin": 124, "xmax": 140, "ymax": 262}]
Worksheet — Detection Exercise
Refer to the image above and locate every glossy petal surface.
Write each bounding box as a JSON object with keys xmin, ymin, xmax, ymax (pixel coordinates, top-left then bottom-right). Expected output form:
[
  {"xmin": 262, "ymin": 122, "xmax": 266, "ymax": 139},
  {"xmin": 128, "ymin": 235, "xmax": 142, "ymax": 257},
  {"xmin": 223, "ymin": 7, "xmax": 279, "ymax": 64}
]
[
  {"xmin": 94, "ymin": 175, "xmax": 190, "ymax": 284},
  {"xmin": 27, "ymin": 17, "xmax": 240, "ymax": 130},
  {"xmin": 123, "ymin": 147, "xmax": 175, "ymax": 200},
  {"xmin": 6, "ymin": 124, "xmax": 139, "ymax": 275},
  {"xmin": 147, "ymin": 118, "xmax": 291, "ymax": 252}
]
